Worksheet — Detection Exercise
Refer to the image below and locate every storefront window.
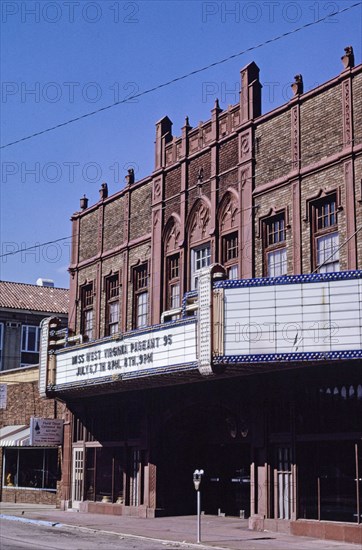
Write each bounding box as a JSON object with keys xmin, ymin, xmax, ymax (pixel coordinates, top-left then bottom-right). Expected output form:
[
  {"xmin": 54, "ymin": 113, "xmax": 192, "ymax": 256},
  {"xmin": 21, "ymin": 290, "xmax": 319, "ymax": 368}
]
[
  {"xmin": 84, "ymin": 447, "xmax": 125, "ymax": 504},
  {"xmin": 3, "ymin": 448, "xmax": 58, "ymax": 490},
  {"xmin": 298, "ymin": 441, "xmax": 359, "ymax": 523}
]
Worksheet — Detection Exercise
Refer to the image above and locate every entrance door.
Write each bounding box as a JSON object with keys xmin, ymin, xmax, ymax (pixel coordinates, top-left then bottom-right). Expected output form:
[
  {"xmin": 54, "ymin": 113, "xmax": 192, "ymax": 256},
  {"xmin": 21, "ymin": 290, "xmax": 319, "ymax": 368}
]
[
  {"xmin": 157, "ymin": 404, "xmax": 251, "ymax": 517},
  {"xmin": 71, "ymin": 448, "xmax": 84, "ymax": 509}
]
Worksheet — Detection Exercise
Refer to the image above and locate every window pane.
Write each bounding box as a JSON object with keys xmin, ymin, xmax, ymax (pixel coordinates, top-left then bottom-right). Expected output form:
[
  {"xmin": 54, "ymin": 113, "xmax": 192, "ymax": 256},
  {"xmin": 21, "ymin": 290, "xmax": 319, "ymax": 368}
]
[
  {"xmin": 109, "ymin": 302, "xmax": 119, "ymax": 324},
  {"xmin": 317, "ymin": 233, "xmax": 339, "ymax": 272},
  {"xmin": 228, "ymin": 265, "xmax": 238, "ymax": 280},
  {"xmin": 84, "ymin": 310, "xmax": 93, "ymax": 339},
  {"xmin": 27, "ymin": 327, "xmax": 36, "ymax": 352},
  {"xmin": 109, "ymin": 302, "xmax": 119, "ymax": 334},
  {"xmin": 268, "ymin": 248, "xmax": 287, "ymax": 277},
  {"xmin": 137, "ymin": 291, "xmax": 148, "ymax": 328},
  {"xmin": 170, "ymin": 283, "xmax": 180, "ymax": 308},
  {"xmin": 21, "ymin": 326, "xmax": 39, "ymax": 352}
]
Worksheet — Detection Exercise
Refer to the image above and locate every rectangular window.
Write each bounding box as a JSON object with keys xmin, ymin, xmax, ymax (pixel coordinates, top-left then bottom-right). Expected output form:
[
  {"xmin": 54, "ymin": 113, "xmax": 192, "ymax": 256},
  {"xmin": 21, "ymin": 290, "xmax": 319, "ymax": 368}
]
[
  {"xmin": 166, "ymin": 255, "xmax": 180, "ymax": 310},
  {"xmin": 133, "ymin": 264, "xmax": 148, "ymax": 329},
  {"xmin": 313, "ymin": 196, "xmax": 339, "ymax": 273},
  {"xmin": 105, "ymin": 275, "xmax": 120, "ymax": 336},
  {"xmin": 222, "ymin": 233, "xmax": 238, "ymax": 280},
  {"xmin": 317, "ymin": 232, "xmax": 339, "ymax": 273},
  {"xmin": 3, "ymin": 448, "xmax": 58, "ymax": 491},
  {"xmin": 21, "ymin": 325, "xmax": 40, "ymax": 352},
  {"xmin": 223, "ymin": 233, "xmax": 239, "ymax": 262},
  {"xmin": 81, "ymin": 283, "xmax": 93, "ymax": 340},
  {"xmin": 264, "ymin": 214, "xmax": 287, "ymax": 277},
  {"xmin": 191, "ymin": 244, "xmax": 211, "ymax": 290}
]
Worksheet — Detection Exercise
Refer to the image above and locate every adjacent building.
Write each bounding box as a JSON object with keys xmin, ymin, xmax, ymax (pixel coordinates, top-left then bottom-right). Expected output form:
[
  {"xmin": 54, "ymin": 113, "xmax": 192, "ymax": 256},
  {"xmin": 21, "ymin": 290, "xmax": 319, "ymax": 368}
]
[
  {"xmin": 0, "ymin": 280, "xmax": 69, "ymax": 372},
  {"xmin": 0, "ymin": 280, "xmax": 68, "ymax": 504},
  {"xmin": 40, "ymin": 48, "xmax": 361, "ymax": 543}
]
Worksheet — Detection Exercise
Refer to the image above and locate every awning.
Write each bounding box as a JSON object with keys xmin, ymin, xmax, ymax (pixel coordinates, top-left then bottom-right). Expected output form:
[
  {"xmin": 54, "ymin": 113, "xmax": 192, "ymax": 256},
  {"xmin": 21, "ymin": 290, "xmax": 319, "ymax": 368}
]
[{"xmin": 0, "ymin": 425, "xmax": 30, "ymax": 447}]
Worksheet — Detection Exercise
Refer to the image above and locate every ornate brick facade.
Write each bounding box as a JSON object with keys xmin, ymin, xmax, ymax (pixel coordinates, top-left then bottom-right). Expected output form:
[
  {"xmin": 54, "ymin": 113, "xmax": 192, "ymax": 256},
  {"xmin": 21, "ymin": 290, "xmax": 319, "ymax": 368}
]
[
  {"xmin": 68, "ymin": 54, "xmax": 361, "ymax": 338},
  {"xmin": 62, "ymin": 52, "xmax": 362, "ymax": 542}
]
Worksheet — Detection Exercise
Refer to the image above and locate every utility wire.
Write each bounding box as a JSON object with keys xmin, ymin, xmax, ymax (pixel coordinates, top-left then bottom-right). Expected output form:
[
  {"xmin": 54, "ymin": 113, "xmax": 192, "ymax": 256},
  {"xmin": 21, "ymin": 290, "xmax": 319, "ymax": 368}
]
[{"xmin": 1, "ymin": 2, "xmax": 360, "ymax": 150}]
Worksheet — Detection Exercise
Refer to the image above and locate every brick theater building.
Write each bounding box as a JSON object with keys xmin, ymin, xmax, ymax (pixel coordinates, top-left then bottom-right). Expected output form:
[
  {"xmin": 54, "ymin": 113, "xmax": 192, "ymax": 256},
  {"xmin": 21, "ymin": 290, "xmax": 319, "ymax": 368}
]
[{"xmin": 40, "ymin": 48, "xmax": 361, "ymax": 543}]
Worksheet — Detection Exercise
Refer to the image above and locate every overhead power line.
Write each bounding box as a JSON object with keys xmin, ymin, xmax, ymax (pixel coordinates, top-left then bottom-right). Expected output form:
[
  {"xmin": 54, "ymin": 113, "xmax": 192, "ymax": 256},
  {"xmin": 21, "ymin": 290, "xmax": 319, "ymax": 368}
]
[{"xmin": 1, "ymin": 2, "xmax": 360, "ymax": 150}]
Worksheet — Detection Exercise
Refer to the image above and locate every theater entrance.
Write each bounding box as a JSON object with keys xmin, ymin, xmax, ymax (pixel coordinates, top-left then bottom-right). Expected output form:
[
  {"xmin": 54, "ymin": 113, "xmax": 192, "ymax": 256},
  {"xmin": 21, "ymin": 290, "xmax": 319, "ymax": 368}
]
[{"xmin": 156, "ymin": 401, "xmax": 251, "ymax": 517}]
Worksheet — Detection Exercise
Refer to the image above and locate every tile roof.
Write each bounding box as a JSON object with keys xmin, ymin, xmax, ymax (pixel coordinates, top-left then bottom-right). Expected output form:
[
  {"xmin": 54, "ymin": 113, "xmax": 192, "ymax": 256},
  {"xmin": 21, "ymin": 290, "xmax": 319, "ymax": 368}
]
[{"xmin": 0, "ymin": 281, "xmax": 69, "ymax": 314}]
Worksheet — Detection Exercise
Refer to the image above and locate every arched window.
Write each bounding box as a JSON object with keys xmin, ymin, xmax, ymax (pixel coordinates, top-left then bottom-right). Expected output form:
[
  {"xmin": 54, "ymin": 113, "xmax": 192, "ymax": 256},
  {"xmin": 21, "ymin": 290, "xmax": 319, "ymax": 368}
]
[
  {"xmin": 187, "ymin": 200, "xmax": 212, "ymax": 290},
  {"xmin": 163, "ymin": 216, "xmax": 181, "ymax": 312},
  {"xmin": 218, "ymin": 191, "xmax": 239, "ymax": 279}
]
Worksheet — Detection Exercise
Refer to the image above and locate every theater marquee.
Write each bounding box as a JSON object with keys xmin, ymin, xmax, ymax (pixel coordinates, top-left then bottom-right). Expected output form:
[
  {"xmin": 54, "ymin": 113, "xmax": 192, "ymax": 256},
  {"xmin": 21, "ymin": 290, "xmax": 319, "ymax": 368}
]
[{"xmin": 54, "ymin": 320, "xmax": 197, "ymax": 387}]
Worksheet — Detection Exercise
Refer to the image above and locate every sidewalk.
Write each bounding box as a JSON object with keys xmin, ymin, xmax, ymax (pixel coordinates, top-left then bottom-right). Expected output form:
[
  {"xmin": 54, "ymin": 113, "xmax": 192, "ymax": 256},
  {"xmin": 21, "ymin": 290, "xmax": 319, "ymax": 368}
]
[{"xmin": 0, "ymin": 503, "xmax": 360, "ymax": 550}]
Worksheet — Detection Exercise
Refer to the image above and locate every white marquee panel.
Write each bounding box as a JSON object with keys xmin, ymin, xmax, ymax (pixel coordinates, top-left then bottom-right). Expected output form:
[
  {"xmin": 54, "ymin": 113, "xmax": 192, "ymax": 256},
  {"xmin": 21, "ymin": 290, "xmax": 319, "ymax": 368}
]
[{"xmin": 223, "ymin": 278, "xmax": 362, "ymax": 356}]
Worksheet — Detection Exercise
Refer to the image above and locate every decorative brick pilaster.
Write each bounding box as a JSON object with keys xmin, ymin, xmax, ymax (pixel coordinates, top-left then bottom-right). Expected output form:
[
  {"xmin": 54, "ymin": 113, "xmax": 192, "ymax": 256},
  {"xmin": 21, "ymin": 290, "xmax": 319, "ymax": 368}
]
[
  {"xmin": 292, "ymin": 179, "xmax": 301, "ymax": 274},
  {"xmin": 150, "ymin": 207, "xmax": 162, "ymax": 324},
  {"xmin": 344, "ymin": 159, "xmax": 357, "ymax": 269},
  {"xmin": 68, "ymin": 216, "xmax": 80, "ymax": 333},
  {"xmin": 342, "ymin": 78, "xmax": 353, "ymax": 148},
  {"xmin": 291, "ymin": 105, "xmax": 300, "ymax": 172},
  {"xmin": 239, "ymin": 128, "xmax": 254, "ymax": 278}
]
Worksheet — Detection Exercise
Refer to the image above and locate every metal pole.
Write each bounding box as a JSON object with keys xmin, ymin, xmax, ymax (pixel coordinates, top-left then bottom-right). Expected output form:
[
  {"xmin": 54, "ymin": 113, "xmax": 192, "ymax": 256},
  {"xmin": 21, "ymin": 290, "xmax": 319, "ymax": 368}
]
[{"xmin": 197, "ymin": 490, "xmax": 201, "ymax": 543}]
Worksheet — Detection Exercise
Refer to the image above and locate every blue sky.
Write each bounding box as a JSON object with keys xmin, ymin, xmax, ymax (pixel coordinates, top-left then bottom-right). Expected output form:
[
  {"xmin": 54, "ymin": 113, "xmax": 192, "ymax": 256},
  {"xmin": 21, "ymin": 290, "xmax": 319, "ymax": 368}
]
[{"xmin": 1, "ymin": 0, "xmax": 361, "ymax": 288}]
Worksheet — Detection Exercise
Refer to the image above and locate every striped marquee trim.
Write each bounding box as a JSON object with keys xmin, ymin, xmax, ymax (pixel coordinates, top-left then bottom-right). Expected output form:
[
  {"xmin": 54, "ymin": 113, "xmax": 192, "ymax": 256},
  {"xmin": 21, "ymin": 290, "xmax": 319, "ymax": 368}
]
[
  {"xmin": 214, "ymin": 270, "xmax": 362, "ymax": 289},
  {"xmin": 213, "ymin": 350, "xmax": 362, "ymax": 364}
]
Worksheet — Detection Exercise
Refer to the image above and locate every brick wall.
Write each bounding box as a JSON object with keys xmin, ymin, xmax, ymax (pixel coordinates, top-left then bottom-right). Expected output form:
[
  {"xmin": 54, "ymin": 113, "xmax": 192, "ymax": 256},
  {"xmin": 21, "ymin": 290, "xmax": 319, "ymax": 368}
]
[
  {"xmin": 255, "ymin": 110, "xmax": 291, "ymax": 186},
  {"xmin": 218, "ymin": 169, "xmax": 239, "ymax": 195},
  {"xmin": 129, "ymin": 183, "xmax": 152, "ymax": 241},
  {"xmin": 219, "ymin": 137, "xmax": 238, "ymax": 174},
  {"xmin": 79, "ymin": 209, "xmax": 99, "ymax": 262},
  {"xmin": 300, "ymin": 87, "xmax": 343, "ymax": 168},
  {"xmin": 1, "ymin": 485, "xmax": 57, "ymax": 505},
  {"xmin": 164, "ymin": 166, "xmax": 181, "ymax": 199},
  {"xmin": 164, "ymin": 195, "xmax": 181, "ymax": 222},
  {"xmin": 0, "ymin": 382, "xmax": 64, "ymax": 427},
  {"xmin": 103, "ymin": 198, "xmax": 125, "ymax": 251},
  {"xmin": 353, "ymin": 72, "xmax": 362, "ymax": 146},
  {"xmin": 188, "ymin": 151, "xmax": 211, "ymax": 184}
]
